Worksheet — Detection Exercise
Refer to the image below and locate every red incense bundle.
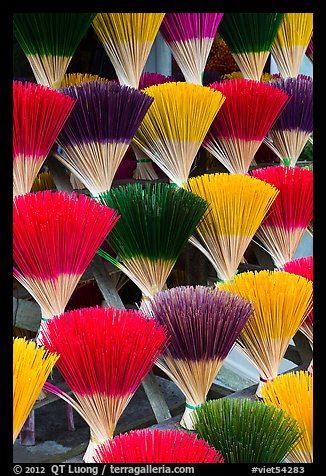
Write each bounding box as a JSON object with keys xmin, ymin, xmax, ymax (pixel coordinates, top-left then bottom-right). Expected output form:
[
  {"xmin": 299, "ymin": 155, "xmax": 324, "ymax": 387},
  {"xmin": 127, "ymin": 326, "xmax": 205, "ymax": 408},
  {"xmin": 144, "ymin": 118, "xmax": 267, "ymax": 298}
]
[
  {"xmin": 41, "ymin": 306, "xmax": 168, "ymax": 462},
  {"xmin": 13, "ymin": 191, "xmax": 120, "ymax": 341}
]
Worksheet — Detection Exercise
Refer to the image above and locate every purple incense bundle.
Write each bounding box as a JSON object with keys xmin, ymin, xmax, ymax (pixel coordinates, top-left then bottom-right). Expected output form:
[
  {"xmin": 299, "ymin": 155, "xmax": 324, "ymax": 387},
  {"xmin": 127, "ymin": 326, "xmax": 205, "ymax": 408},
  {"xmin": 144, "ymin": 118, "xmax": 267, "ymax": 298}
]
[
  {"xmin": 140, "ymin": 285, "xmax": 254, "ymax": 430},
  {"xmin": 160, "ymin": 13, "xmax": 224, "ymax": 85},
  {"xmin": 264, "ymin": 75, "xmax": 313, "ymax": 166},
  {"xmin": 54, "ymin": 80, "xmax": 154, "ymax": 196}
]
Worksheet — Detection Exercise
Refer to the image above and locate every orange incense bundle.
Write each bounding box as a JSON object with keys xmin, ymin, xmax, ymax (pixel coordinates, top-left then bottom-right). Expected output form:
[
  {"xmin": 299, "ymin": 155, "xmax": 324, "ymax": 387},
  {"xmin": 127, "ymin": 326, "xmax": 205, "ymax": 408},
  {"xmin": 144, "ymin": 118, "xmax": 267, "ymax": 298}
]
[{"xmin": 40, "ymin": 306, "xmax": 168, "ymax": 462}]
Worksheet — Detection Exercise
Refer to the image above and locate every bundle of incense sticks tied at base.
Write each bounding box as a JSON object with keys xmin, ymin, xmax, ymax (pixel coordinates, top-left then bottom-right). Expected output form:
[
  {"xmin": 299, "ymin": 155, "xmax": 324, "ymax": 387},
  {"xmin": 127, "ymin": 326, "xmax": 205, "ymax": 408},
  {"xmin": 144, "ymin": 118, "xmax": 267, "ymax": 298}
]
[
  {"xmin": 140, "ymin": 285, "xmax": 254, "ymax": 430},
  {"xmin": 159, "ymin": 13, "xmax": 224, "ymax": 85},
  {"xmin": 13, "ymin": 13, "xmax": 97, "ymax": 89},
  {"xmin": 40, "ymin": 306, "xmax": 168, "ymax": 463},
  {"xmin": 13, "ymin": 337, "xmax": 59, "ymax": 443},
  {"xmin": 218, "ymin": 269, "xmax": 313, "ymax": 397},
  {"xmin": 13, "ymin": 190, "xmax": 120, "ymax": 342},
  {"xmin": 97, "ymin": 182, "xmax": 209, "ymax": 299}
]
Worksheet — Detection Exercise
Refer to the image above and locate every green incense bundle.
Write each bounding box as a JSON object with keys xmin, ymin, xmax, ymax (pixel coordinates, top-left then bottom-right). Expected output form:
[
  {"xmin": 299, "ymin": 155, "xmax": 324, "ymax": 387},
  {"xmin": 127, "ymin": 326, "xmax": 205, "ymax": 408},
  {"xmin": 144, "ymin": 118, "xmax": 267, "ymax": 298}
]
[
  {"xmin": 192, "ymin": 398, "xmax": 303, "ymax": 463},
  {"xmin": 218, "ymin": 13, "xmax": 284, "ymax": 80},
  {"xmin": 13, "ymin": 13, "xmax": 97, "ymax": 89},
  {"xmin": 97, "ymin": 182, "xmax": 208, "ymax": 298}
]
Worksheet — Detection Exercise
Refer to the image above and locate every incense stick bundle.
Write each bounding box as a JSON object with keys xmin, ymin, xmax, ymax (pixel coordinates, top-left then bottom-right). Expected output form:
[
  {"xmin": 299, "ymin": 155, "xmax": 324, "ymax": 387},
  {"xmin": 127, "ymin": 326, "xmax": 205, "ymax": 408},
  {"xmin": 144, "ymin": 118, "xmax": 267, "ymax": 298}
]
[
  {"xmin": 54, "ymin": 81, "xmax": 154, "ymax": 196},
  {"xmin": 283, "ymin": 256, "xmax": 313, "ymax": 344},
  {"xmin": 97, "ymin": 182, "xmax": 208, "ymax": 298},
  {"xmin": 13, "ymin": 80, "xmax": 76, "ymax": 197},
  {"xmin": 132, "ymin": 82, "xmax": 226, "ymax": 186},
  {"xmin": 205, "ymin": 32, "xmax": 240, "ymax": 76},
  {"xmin": 271, "ymin": 13, "xmax": 313, "ymax": 78},
  {"xmin": 60, "ymin": 72, "xmax": 112, "ymax": 88},
  {"xmin": 92, "ymin": 13, "xmax": 165, "ymax": 89},
  {"xmin": 13, "ymin": 191, "xmax": 120, "ymax": 340},
  {"xmin": 264, "ymin": 75, "xmax": 313, "ymax": 167},
  {"xmin": 13, "ymin": 13, "xmax": 96, "ymax": 89},
  {"xmin": 202, "ymin": 78, "xmax": 289, "ymax": 174},
  {"xmin": 159, "ymin": 13, "xmax": 224, "ymax": 85},
  {"xmin": 251, "ymin": 166, "xmax": 313, "ymax": 267},
  {"xmin": 218, "ymin": 13, "xmax": 285, "ymax": 81},
  {"xmin": 140, "ymin": 285, "xmax": 254, "ymax": 430},
  {"xmin": 186, "ymin": 173, "xmax": 279, "ymax": 282},
  {"xmin": 218, "ymin": 270, "xmax": 313, "ymax": 397},
  {"xmin": 261, "ymin": 371, "xmax": 313, "ymax": 463},
  {"xmin": 13, "ymin": 337, "xmax": 59, "ymax": 443},
  {"xmin": 93, "ymin": 428, "xmax": 224, "ymax": 463},
  {"xmin": 192, "ymin": 398, "xmax": 303, "ymax": 463},
  {"xmin": 133, "ymin": 71, "xmax": 174, "ymax": 181},
  {"xmin": 40, "ymin": 306, "xmax": 168, "ymax": 462}
]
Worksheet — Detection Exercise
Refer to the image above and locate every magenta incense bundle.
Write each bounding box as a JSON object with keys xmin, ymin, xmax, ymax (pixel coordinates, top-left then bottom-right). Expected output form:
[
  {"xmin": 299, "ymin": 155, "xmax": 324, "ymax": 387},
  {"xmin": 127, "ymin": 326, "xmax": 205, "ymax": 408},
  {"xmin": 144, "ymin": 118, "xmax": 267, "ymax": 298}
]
[{"xmin": 160, "ymin": 13, "xmax": 224, "ymax": 85}]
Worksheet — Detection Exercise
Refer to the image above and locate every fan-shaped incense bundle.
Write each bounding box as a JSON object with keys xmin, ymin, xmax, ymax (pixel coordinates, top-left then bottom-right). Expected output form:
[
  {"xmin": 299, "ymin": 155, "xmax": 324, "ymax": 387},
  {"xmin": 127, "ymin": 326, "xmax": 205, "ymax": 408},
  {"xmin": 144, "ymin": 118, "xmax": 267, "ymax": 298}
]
[
  {"xmin": 93, "ymin": 428, "xmax": 224, "ymax": 463},
  {"xmin": 205, "ymin": 32, "xmax": 240, "ymax": 76},
  {"xmin": 218, "ymin": 270, "xmax": 313, "ymax": 397},
  {"xmin": 13, "ymin": 337, "xmax": 59, "ymax": 443},
  {"xmin": 13, "ymin": 13, "xmax": 96, "ymax": 89},
  {"xmin": 271, "ymin": 13, "xmax": 313, "ymax": 78},
  {"xmin": 261, "ymin": 370, "xmax": 313, "ymax": 463},
  {"xmin": 264, "ymin": 75, "xmax": 313, "ymax": 167},
  {"xmin": 54, "ymin": 81, "xmax": 154, "ymax": 196},
  {"xmin": 192, "ymin": 398, "xmax": 303, "ymax": 463},
  {"xmin": 13, "ymin": 191, "xmax": 120, "ymax": 340},
  {"xmin": 140, "ymin": 285, "xmax": 254, "ymax": 429},
  {"xmin": 13, "ymin": 80, "xmax": 76, "ymax": 197},
  {"xmin": 251, "ymin": 166, "xmax": 313, "ymax": 267},
  {"xmin": 40, "ymin": 306, "xmax": 168, "ymax": 462},
  {"xmin": 133, "ymin": 71, "xmax": 174, "ymax": 181},
  {"xmin": 92, "ymin": 13, "xmax": 165, "ymax": 89},
  {"xmin": 132, "ymin": 82, "xmax": 226, "ymax": 186},
  {"xmin": 159, "ymin": 13, "xmax": 224, "ymax": 85},
  {"xmin": 97, "ymin": 182, "xmax": 208, "ymax": 298},
  {"xmin": 186, "ymin": 173, "xmax": 279, "ymax": 282},
  {"xmin": 283, "ymin": 256, "xmax": 313, "ymax": 344},
  {"xmin": 202, "ymin": 78, "xmax": 289, "ymax": 174},
  {"xmin": 218, "ymin": 13, "xmax": 285, "ymax": 81}
]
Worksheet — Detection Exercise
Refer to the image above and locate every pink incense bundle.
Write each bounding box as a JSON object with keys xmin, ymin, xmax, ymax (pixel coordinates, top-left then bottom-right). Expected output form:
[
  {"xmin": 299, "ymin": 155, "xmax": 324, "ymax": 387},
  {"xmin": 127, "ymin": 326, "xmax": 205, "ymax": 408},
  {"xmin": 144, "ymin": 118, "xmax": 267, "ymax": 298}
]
[
  {"xmin": 93, "ymin": 428, "xmax": 224, "ymax": 463},
  {"xmin": 40, "ymin": 306, "xmax": 168, "ymax": 462},
  {"xmin": 203, "ymin": 78, "xmax": 289, "ymax": 174},
  {"xmin": 13, "ymin": 191, "xmax": 120, "ymax": 340},
  {"xmin": 13, "ymin": 80, "xmax": 76, "ymax": 197},
  {"xmin": 160, "ymin": 13, "xmax": 224, "ymax": 85},
  {"xmin": 251, "ymin": 166, "xmax": 313, "ymax": 267},
  {"xmin": 283, "ymin": 256, "xmax": 313, "ymax": 345}
]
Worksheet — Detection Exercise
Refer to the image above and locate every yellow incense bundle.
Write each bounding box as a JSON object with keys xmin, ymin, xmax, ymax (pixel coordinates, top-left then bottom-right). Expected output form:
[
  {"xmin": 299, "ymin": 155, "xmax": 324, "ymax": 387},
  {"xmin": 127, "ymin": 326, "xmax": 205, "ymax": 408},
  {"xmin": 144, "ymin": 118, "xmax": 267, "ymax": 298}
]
[
  {"xmin": 60, "ymin": 72, "xmax": 111, "ymax": 87},
  {"xmin": 186, "ymin": 173, "xmax": 279, "ymax": 281},
  {"xmin": 271, "ymin": 13, "xmax": 313, "ymax": 78},
  {"xmin": 92, "ymin": 13, "xmax": 165, "ymax": 88},
  {"xmin": 133, "ymin": 82, "xmax": 225, "ymax": 186},
  {"xmin": 261, "ymin": 371, "xmax": 313, "ymax": 463},
  {"xmin": 13, "ymin": 337, "xmax": 59, "ymax": 443},
  {"xmin": 218, "ymin": 270, "xmax": 313, "ymax": 397}
]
